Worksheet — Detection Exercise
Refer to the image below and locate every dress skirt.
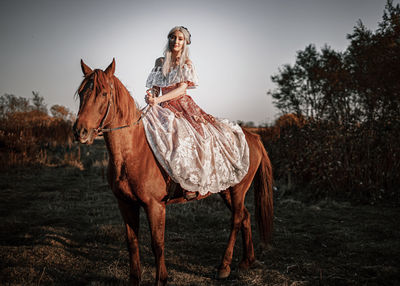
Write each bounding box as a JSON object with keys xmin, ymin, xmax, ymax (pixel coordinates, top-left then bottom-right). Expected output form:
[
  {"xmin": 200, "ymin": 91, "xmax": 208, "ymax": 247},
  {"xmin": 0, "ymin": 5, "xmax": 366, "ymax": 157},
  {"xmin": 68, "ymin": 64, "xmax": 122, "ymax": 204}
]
[{"xmin": 142, "ymin": 94, "xmax": 250, "ymax": 195}]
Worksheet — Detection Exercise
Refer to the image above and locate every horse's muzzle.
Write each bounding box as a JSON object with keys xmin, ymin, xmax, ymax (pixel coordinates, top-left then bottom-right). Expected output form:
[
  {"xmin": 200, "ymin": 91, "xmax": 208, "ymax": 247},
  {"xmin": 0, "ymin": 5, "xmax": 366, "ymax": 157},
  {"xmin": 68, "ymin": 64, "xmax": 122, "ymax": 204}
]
[{"xmin": 73, "ymin": 121, "xmax": 96, "ymax": 144}]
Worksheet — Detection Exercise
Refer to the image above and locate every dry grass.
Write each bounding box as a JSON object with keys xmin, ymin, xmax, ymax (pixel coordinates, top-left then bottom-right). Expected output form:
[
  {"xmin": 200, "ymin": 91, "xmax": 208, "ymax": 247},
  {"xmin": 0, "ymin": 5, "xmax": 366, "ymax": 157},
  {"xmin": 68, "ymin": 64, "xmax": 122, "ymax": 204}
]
[{"xmin": 1, "ymin": 140, "xmax": 399, "ymax": 285}]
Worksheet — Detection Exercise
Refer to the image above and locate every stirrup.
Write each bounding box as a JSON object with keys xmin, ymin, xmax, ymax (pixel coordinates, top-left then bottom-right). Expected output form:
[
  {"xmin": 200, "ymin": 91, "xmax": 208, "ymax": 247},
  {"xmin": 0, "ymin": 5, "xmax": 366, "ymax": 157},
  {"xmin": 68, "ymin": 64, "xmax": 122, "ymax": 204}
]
[{"xmin": 184, "ymin": 191, "xmax": 198, "ymax": 200}]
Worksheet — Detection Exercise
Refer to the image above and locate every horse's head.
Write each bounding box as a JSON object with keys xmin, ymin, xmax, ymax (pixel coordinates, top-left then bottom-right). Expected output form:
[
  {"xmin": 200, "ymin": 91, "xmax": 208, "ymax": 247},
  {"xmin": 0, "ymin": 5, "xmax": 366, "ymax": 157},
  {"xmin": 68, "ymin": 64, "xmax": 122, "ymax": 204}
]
[{"xmin": 73, "ymin": 58, "xmax": 116, "ymax": 144}]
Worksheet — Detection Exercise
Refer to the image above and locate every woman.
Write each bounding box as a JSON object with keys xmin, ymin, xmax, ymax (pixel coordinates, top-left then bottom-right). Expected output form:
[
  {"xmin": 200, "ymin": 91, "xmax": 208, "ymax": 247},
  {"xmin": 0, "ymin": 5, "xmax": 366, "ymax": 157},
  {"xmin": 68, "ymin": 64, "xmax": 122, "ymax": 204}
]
[{"xmin": 143, "ymin": 26, "xmax": 249, "ymax": 199}]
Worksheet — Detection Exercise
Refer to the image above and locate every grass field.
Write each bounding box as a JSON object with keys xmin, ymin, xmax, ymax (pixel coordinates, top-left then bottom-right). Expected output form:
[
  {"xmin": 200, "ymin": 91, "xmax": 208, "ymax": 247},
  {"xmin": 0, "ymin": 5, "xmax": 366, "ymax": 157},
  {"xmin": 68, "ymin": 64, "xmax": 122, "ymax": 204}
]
[{"xmin": 1, "ymin": 140, "xmax": 399, "ymax": 285}]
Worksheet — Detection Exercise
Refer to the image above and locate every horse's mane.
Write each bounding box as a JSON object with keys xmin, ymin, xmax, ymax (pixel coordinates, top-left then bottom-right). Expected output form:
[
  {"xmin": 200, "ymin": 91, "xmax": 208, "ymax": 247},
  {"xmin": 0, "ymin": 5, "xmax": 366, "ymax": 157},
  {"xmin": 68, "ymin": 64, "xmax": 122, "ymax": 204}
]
[{"xmin": 76, "ymin": 69, "xmax": 141, "ymax": 120}]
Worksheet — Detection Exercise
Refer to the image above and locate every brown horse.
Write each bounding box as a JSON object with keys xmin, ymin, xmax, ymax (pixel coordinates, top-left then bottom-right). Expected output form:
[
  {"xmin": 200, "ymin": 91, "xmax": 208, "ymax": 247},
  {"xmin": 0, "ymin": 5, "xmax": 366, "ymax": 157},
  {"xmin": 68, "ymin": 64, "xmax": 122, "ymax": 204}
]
[{"xmin": 73, "ymin": 58, "xmax": 273, "ymax": 286}]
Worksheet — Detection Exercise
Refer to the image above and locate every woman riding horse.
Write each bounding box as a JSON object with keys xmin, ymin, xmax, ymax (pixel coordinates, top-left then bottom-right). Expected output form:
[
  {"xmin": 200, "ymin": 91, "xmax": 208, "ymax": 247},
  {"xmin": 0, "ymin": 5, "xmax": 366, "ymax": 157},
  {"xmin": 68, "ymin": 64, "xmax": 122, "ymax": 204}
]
[{"xmin": 73, "ymin": 26, "xmax": 273, "ymax": 286}]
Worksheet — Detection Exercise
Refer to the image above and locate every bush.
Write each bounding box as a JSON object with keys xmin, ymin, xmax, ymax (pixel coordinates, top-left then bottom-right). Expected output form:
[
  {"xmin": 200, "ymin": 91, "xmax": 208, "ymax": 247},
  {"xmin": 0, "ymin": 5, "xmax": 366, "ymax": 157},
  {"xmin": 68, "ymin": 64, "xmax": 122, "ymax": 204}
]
[
  {"xmin": 259, "ymin": 115, "xmax": 400, "ymax": 204},
  {"xmin": 0, "ymin": 94, "xmax": 77, "ymax": 169}
]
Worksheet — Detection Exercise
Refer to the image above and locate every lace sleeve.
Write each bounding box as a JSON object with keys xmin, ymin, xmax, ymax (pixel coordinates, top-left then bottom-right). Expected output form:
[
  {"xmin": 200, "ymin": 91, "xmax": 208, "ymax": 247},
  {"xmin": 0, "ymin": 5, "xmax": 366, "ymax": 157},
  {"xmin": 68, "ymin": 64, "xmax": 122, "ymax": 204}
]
[
  {"xmin": 145, "ymin": 63, "xmax": 199, "ymax": 89},
  {"xmin": 146, "ymin": 66, "xmax": 163, "ymax": 88},
  {"xmin": 181, "ymin": 64, "xmax": 199, "ymax": 89}
]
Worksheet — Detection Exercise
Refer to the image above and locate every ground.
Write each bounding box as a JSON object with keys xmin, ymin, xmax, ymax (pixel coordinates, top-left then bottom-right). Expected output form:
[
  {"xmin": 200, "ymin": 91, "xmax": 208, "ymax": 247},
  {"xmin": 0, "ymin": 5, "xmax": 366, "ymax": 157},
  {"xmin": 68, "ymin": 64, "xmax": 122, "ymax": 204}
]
[{"xmin": 1, "ymin": 141, "xmax": 399, "ymax": 285}]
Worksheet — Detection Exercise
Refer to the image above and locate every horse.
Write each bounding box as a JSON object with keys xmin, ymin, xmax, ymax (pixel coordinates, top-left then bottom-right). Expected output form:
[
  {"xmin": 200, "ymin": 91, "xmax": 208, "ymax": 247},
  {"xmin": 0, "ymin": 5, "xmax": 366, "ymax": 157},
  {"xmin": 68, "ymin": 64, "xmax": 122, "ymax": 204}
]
[{"xmin": 73, "ymin": 58, "xmax": 273, "ymax": 286}]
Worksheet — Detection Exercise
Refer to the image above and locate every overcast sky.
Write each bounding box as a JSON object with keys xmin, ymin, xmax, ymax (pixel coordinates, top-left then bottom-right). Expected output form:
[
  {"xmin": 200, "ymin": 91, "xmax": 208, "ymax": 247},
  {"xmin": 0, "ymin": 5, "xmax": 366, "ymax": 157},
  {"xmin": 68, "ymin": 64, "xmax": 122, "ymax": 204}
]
[{"xmin": 0, "ymin": 0, "xmax": 394, "ymax": 125}]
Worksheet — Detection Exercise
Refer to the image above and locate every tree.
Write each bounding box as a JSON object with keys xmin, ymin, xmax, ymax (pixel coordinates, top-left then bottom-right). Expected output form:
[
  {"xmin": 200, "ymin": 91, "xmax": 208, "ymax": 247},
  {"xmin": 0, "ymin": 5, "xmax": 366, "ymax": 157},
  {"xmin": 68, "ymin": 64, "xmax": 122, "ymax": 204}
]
[
  {"xmin": 317, "ymin": 46, "xmax": 355, "ymax": 123},
  {"xmin": 0, "ymin": 93, "xmax": 30, "ymax": 117},
  {"xmin": 32, "ymin": 91, "xmax": 47, "ymax": 114},
  {"xmin": 346, "ymin": 0, "xmax": 400, "ymax": 122},
  {"xmin": 268, "ymin": 64, "xmax": 300, "ymax": 116},
  {"xmin": 268, "ymin": 0, "xmax": 400, "ymax": 124},
  {"xmin": 50, "ymin": 104, "xmax": 73, "ymax": 121},
  {"xmin": 268, "ymin": 44, "xmax": 347, "ymax": 122}
]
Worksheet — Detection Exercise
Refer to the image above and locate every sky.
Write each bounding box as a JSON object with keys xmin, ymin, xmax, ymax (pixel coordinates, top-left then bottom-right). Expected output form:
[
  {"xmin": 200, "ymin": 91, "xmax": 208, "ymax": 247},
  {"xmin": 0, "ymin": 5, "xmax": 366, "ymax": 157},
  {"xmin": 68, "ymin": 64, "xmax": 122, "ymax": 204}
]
[{"xmin": 0, "ymin": 0, "xmax": 394, "ymax": 125}]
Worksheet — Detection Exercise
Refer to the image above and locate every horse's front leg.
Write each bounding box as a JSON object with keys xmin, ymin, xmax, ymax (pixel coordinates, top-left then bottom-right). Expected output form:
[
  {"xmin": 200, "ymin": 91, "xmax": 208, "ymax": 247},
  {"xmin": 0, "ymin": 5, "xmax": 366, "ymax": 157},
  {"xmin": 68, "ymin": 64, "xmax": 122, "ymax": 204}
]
[
  {"xmin": 145, "ymin": 201, "xmax": 168, "ymax": 286},
  {"xmin": 118, "ymin": 200, "xmax": 141, "ymax": 286}
]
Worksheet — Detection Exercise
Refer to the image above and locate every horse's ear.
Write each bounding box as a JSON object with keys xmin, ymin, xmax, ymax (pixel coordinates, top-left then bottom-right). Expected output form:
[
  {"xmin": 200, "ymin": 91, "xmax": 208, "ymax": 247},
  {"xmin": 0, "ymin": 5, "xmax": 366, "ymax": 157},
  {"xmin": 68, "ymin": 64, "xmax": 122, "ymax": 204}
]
[
  {"xmin": 105, "ymin": 58, "xmax": 116, "ymax": 77},
  {"xmin": 81, "ymin": 59, "xmax": 93, "ymax": 76}
]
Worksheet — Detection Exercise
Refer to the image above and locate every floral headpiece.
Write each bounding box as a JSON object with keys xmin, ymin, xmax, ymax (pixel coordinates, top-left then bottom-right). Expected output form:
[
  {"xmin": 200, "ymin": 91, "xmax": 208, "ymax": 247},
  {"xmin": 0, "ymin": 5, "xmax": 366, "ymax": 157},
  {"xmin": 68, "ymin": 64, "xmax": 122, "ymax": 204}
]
[
  {"xmin": 168, "ymin": 26, "xmax": 192, "ymax": 45},
  {"xmin": 179, "ymin": 26, "xmax": 191, "ymax": 45}
]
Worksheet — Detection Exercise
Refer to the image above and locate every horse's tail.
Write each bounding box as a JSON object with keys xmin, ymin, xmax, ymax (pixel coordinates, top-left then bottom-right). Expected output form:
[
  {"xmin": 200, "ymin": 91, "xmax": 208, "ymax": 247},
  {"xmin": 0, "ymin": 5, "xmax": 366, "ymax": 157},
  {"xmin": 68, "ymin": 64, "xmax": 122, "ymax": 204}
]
[{"xmin": 253, "ymin": 138, "xmax": 274, "ymax": 245}]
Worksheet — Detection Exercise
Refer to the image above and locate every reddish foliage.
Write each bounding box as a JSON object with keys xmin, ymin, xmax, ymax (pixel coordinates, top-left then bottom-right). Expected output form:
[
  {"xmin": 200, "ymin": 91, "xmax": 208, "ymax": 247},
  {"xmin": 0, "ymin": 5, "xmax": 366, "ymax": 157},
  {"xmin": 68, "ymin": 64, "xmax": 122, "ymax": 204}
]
[{"xmin": 0, "ymin": 110, "xmax": 74, "ymax": 168}]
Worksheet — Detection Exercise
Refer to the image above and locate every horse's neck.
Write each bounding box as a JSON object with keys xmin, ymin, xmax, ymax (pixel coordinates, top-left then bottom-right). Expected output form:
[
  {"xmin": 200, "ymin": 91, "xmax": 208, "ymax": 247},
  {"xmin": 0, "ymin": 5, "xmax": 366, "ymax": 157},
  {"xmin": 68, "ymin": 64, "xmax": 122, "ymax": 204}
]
[
  {"xmin": 103, "ymin": 78, "xmax": 144, "ymax": 162},
  {"xmin": 111, "ymin": 78, "xmax": 139, "ymax": 128}
]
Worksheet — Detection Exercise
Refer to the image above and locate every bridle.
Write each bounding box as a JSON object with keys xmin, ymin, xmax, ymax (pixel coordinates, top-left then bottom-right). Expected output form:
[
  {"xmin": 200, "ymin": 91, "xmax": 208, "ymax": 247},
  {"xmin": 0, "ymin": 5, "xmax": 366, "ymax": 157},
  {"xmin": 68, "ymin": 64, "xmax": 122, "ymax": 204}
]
[{"xmin": 92, "ymin": 80, "xmax": 150, "ymax": 135}]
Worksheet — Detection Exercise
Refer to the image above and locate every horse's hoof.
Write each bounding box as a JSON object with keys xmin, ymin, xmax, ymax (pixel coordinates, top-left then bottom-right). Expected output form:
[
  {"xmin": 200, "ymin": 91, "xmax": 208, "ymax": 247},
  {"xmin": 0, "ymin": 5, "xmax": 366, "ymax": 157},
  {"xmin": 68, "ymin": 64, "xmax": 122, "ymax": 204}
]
[
  {"xmin": 238, "ymin": 261, "xmax": 250, "ymax": 270},
  {"xmin": 239, "ymin": 259, "xmax": 263, "ymax": 271},
  {"xmin": 238, "ymin": 258, "xmax": 256, "ymax": 270},
  {"xmin": 216, "ymin": 266, "xmax": 231, "ymax": 279}
]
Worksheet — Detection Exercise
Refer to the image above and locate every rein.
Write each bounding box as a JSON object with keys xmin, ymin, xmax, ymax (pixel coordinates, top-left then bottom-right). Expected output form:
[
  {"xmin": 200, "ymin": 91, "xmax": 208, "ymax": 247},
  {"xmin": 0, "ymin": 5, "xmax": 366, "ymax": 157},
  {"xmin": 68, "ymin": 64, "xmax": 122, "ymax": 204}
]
[
  {"xmin": 96, "ymin": 105, "xmax": 150, "ymax": 135},
  {"xmin": 94, "ymin": 80, "xmax": 151, "ymax": 135}
]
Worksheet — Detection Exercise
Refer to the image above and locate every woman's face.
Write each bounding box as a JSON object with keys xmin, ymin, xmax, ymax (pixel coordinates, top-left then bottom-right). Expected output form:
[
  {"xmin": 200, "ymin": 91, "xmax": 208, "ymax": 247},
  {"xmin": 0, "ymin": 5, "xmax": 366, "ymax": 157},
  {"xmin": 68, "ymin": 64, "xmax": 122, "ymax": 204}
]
[{"xmin": 169, "ymin": 30, "xmax": 185, "ymax": 53}]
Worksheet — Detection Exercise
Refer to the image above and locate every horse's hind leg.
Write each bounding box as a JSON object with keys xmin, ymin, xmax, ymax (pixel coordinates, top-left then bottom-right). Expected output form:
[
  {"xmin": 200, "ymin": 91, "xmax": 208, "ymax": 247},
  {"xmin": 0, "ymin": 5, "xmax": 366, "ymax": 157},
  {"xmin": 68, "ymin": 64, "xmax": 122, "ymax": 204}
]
[
  {"xmin": 217, "ymin": 183, "xmax": 252, "ymax": 278},
  {"xmin": 219, "ymin": 190, "xmax": 255, "ymax": 272},
  {"xmin": 118, "ymin": 200, "xmax": 141, "ymax": 286},
  {"xmin": 238, "ymin": 207, "xmax": 255, "ymax": 270},
  {"xmin": 217, "ymin": 189, "xmax": 244, "ymax": 278}
]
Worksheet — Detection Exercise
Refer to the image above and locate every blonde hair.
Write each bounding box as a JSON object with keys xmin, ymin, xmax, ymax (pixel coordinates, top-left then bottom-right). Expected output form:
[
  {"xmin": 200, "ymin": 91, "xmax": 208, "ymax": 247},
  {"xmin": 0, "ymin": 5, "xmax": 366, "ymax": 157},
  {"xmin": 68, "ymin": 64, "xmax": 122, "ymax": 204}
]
[{"xmin": 162, "ymin": 26, "xmax": 191, "ymax": 76}]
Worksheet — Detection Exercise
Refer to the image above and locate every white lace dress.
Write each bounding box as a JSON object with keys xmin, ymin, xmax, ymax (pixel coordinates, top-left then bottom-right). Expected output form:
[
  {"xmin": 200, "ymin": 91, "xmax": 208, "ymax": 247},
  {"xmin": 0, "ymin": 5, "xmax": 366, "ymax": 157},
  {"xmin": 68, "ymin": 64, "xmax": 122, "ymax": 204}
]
[{"xmin": 142, "ymin": 63, "xmax": 250, "ymax": 195}]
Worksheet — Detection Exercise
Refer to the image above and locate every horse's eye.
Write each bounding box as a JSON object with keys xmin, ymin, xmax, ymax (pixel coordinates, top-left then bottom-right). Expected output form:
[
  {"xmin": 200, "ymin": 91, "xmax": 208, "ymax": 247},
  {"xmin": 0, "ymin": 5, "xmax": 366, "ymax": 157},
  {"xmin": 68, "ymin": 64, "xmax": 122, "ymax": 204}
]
[{"xmin": 102, "ymin": 92, "xmax": 107, "ymax": 97}]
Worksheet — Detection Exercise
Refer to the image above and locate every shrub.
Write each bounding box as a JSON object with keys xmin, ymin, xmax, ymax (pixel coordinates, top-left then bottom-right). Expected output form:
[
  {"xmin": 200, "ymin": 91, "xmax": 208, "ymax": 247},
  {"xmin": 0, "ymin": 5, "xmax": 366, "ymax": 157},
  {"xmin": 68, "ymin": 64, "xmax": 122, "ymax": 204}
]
[
  {"xmin": 0, "ymin": 94, "xmax": 77, "ymax": 169},
  {"xmin": 259, "ymin": 115, "xmax": 400, "ymax": 203}
]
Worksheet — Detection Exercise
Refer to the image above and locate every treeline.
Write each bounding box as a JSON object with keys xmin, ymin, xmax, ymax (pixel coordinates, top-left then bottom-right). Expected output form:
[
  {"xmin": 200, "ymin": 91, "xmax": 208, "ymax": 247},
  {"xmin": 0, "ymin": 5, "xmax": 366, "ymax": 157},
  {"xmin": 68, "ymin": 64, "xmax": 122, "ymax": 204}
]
[
  {"xmin": 0, "ymin": 92, "xmax": 76, "ymax": 168},
  {"xmin": 269, "ymin": 1, "xmax": 399, "ymax": 124},
  {"xmin": 264, "ymin": 1, "xmax": 400, "ymax": 203}
]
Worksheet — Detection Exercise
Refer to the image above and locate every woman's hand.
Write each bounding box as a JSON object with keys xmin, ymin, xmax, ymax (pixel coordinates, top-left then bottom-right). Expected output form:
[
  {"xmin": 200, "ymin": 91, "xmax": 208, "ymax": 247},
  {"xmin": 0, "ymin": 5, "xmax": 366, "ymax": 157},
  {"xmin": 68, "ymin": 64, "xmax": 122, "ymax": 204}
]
[
  {"xmin": 145, "ymin": 89, "xmax": 159, "ymax": 106},
  {"xmin": 147, "ymin": 96, "xmax": 159, "ymax": 106}
]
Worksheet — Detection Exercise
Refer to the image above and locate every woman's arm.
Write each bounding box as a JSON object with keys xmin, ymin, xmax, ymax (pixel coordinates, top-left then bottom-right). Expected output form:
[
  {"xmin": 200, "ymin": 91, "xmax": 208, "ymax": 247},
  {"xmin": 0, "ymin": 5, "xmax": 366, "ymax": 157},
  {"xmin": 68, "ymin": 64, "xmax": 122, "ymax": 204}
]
[
  {"xmin": 157, "ymin": 82, "xmax": 188, "ymax": 103},
  {"xmin": 148, "ymin": 82, "xmax": 188, "ymax": 106}
]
